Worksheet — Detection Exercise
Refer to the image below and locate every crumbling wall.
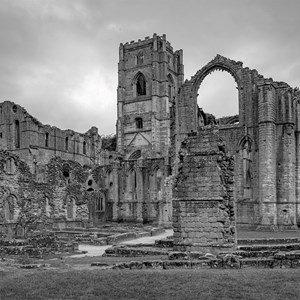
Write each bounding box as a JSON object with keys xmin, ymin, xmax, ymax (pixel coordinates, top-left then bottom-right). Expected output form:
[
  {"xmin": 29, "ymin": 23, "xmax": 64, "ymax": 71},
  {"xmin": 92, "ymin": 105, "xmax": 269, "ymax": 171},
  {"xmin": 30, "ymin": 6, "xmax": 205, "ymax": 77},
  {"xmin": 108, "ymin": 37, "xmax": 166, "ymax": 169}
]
[
  {"xmin": 0, "ymin": 101, "xmax": 102, "ymax": 172},
  {"xmin": 173, "ymin": 128, "xmax": 236, "ymax": 252},
  {"xmin": 0, "ymin": 150, "xmax": 93, "ymax": 237},
  {"xmin": 174, "ymin": 54, "xmax": 299, "ymax": 230}
]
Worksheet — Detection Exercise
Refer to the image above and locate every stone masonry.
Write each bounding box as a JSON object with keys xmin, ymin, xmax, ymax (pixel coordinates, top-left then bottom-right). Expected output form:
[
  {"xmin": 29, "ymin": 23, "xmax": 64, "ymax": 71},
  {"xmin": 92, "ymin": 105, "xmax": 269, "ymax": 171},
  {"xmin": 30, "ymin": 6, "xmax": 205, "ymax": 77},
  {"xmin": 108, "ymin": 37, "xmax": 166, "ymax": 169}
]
[
  {"xmin": 173, "ymin": 128, "xmax": 235, "ymax": 252},
  {"xmin": 0, "ymin": 33, "xmax": 300, "ymax": 237}
]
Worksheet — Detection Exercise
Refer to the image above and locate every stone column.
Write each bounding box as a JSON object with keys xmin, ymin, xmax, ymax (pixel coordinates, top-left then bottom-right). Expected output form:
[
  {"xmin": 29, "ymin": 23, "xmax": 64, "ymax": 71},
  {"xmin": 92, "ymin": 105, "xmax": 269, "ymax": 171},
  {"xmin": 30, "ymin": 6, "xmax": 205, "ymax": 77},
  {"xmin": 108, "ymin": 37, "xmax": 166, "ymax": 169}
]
[
  {"xmin": 295, "ymin": 91, "xmax": 300, "ymax": 226},
  {"xmin": 257, "ymin": 82, "xmax": 277, "ymax": 229},
  {"xmin": 136, "ymin": 164, "xmax": 144, "ymax": 222},
  {"xmin": 276, "ymin": 89, "xmax": 297, "ymax": 228},
  {"xmin": 111, "ymin": 165, "xmax": 119, "ymax": 222}
]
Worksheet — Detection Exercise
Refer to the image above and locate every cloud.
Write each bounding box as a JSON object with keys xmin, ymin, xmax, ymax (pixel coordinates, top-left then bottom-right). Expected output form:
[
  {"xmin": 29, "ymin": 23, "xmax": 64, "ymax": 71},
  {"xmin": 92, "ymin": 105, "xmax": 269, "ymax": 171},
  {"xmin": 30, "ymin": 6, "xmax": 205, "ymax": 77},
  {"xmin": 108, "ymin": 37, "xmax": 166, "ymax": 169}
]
[{"xmin": 0, "ymin": 0, "xmax": 299, "ymax": 135}]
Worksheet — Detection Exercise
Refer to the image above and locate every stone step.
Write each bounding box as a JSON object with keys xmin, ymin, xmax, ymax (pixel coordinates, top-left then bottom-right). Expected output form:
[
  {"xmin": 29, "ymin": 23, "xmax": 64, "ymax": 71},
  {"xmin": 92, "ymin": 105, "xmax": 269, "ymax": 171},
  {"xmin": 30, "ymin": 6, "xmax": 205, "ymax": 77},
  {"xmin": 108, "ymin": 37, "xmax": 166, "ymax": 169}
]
[
  {"xmin": 104, "ymin": 245, "xmax": 169, "ymax": 257},
  {"xmin": 237, "ymin": 243, "xmax": 300, "ymax": 252},
  {"xmin": 108, "ymin": 257, "xmax": 300, "ymax": 270},
  {"xmin": 237, "ymin": 237, "xmax": 300, "ymax": 245}
]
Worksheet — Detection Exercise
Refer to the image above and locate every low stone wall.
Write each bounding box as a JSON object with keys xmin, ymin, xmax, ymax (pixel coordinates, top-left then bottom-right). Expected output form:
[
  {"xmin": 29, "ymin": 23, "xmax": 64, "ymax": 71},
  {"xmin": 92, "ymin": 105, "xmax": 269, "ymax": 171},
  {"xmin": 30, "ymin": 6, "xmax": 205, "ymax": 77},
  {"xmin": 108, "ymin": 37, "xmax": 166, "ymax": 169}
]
[{"xmin": 0, "ymin": 233, "xmax": 78, "ymax": 257}]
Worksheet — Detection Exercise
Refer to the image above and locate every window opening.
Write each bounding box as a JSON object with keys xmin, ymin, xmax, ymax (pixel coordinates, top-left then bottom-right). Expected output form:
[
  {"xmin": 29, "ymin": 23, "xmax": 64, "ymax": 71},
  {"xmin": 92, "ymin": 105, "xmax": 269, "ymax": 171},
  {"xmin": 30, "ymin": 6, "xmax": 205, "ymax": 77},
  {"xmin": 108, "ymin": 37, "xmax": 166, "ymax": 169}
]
[
  {"xmin": 45, "ymin": 133, "xmax": 49, "ymax": 147},
  {"xmin": 136, "ymin": 73, "xmax": 146, "ymax": 96},
  {"xmin": 197, "ymin": 70, "xmax": 238, "ymax": 123},
  {"xmin": 66, "ymin": 197, "xmax": 74, "ymax": 219},
  {"xmin": 15, "ymin": 120, "xmax": 20, "ymax": 148},
  {"xmin": 65, "ymin": 137, "xmax": 69, "ymax": 151},
  {"xmin": 95, "ymin": 193, "xmax": 105, "ymax": 212},
  {"xmin": 135, "ymin": 118, "xmax": 143, "ymax": 129},
  {"xmin": 83, "ymin": 141, "xmax": 86, "ymax": 154},
  {"xmin": 136, "ymin": 53, "xmax": 144, "ymax": 65}
]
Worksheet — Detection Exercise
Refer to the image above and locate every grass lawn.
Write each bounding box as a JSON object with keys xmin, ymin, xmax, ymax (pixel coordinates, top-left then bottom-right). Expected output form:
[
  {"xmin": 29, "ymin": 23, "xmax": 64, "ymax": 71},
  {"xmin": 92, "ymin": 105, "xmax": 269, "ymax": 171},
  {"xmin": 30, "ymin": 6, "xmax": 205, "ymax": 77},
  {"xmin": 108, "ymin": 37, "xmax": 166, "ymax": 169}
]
[{"xmin": 1, "ymin": 268, "xmax": 300, "ymax": 300}]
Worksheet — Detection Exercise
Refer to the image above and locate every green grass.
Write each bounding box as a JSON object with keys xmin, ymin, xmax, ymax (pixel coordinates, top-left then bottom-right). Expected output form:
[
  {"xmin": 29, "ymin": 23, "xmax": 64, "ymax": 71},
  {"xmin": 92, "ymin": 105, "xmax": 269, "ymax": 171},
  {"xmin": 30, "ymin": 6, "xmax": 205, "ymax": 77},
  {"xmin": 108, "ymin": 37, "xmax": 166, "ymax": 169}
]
[{"xmin": 1, "ymin": 268, "xmax": 300, "ymax": 299}]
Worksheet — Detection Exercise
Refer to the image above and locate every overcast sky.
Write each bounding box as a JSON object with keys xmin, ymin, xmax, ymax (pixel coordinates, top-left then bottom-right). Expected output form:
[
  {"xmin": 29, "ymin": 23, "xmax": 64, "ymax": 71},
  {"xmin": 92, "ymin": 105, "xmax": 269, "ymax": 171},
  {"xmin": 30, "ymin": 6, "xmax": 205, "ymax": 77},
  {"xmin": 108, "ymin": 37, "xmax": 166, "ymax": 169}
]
[{"xmin": 1, "ymin": 0, "xmax": 299, "ymax": 135}]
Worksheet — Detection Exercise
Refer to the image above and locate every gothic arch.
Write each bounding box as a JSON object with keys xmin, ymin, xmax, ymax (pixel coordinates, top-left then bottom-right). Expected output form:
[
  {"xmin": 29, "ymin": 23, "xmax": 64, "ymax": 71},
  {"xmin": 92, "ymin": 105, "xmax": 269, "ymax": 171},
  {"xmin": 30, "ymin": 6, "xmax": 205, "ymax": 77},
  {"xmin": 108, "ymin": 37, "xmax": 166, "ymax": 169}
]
[
  {"xmin": 238, "ymin": 134, "xmax": 255, "ymax": 150},
  {"xmin": 128, "ymin": 150, "xmax": 141, "ymax": 160},
  {"xmin": 126, "ymin": 167, "xmax": 137, "ymax": 200},
  {"xmin": 5, "ymin": 194, "xmax": 17, "ymax": 221},
  {"xmin": 191, "ymin": 55, "xmax": 242, "ymax": 94},
  {"xmin": 66, "ymin": 195, "xmax": 76, "ymax": 220},
  {"xmin": 238, "ymin": 135, "xmax": 254, "ymax": 197},
  {"xmin": 167, "ymin": 73, "xmax": 175, "ymax": 99},
  {"xmin": 132, "ymin": 72, "xmax": 147, "ymax": 96}
]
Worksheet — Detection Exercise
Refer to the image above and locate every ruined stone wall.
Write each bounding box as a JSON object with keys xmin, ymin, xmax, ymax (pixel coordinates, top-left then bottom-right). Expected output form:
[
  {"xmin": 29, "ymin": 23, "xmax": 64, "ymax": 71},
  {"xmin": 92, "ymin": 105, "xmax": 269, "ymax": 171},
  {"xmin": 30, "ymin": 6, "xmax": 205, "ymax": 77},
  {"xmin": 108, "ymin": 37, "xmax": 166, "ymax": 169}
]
[
  {"xmin": 173, "ymin": 129, "xmax": 235, "ymax": 252},
  {"xmin": 0, "ymin": 150, "xmax": 94, "ymax": 236},
  {"xmin": 0, "ymin": 101, "xmax": 102, "ymax": 172},
  {"xmin": 174, "ymin": 54, "xmax": 300, "ymax": 230}
]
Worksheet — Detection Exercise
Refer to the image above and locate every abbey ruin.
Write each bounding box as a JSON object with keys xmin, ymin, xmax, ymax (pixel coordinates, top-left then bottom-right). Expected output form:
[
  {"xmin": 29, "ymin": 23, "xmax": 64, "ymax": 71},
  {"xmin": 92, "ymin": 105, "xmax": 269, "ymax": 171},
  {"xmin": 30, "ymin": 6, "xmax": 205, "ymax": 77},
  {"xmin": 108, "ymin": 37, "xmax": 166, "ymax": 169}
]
[{"xmin": 1, "ymin": 34, "xmax": 300, "ymax": 251}]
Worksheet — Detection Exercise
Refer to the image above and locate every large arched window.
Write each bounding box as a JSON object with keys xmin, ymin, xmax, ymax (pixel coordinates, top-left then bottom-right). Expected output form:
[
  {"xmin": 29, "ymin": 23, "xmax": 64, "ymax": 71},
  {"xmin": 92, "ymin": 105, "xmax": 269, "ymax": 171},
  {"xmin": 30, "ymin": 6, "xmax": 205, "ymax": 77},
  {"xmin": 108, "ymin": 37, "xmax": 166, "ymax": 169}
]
[
  {"xmin": 15, "ymin": 120, "xmax": 20, "ymax": 148},
  {"xmin": 197, "ymin": 70, "xmax": 238, "ymax": 123},
  {"xmin": 136, "ymin": 73, "xmax": 146, "ymax": 96}
]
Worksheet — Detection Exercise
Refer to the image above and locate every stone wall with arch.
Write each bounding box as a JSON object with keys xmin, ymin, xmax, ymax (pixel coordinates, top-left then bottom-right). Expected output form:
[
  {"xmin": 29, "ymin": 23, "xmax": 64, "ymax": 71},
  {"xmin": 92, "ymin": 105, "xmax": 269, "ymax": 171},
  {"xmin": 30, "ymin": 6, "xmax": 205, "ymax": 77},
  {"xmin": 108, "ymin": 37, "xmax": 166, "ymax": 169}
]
[{"xmin": 173, "ymin": 54, "xmax": 300, "ymax": 230}]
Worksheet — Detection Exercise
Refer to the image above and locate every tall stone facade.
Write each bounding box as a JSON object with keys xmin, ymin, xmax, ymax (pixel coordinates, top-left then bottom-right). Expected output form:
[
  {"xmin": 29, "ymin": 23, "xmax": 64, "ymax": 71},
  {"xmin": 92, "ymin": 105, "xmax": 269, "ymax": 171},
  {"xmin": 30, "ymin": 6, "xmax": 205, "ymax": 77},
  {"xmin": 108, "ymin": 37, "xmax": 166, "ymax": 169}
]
[
  {"xmin": 114, "ymin": 34, "xmax": 183, "ymax": 224},
  {"xmin": 0, "ymin": 34, "xmax": 300, "ymax": 235},
  {"xmin": 174, "ymin": 54, "xmax": 300, "ymax": 231}
]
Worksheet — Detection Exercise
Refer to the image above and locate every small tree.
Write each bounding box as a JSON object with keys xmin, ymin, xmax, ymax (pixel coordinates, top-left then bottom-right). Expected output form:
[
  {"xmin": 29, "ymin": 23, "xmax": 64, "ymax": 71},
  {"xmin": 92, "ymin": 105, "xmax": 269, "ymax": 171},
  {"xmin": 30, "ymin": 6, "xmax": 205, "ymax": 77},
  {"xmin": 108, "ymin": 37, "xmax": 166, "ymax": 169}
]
[{"xmin": 101, "ymin": 134, "xmax": 116, "ymax": 151}]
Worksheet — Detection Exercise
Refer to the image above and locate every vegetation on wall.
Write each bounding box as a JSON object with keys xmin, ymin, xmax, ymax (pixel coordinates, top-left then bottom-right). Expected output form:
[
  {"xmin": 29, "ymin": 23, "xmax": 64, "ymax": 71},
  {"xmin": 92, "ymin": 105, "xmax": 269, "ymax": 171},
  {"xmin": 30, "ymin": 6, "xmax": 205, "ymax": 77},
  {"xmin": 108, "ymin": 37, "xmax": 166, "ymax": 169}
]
[{"xmin": 101, "ymin": 134, "xmax": 116, "ymax": 151}]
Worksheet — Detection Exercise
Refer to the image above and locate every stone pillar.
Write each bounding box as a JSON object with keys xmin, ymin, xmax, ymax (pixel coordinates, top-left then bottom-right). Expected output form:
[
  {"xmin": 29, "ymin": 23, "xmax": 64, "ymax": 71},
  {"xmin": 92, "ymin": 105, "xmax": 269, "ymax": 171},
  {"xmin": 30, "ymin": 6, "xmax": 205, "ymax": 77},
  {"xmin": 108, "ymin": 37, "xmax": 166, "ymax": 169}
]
[
  {"xmin": 276, "ymin": 89, "xmax": 297, "ymax": 229},
  {"xmin": 136, "ymin": 164, "xmax": 144, "ymax": 222},
  {"xmin": 295, "ymin": 91, "xmax": 300, "ymax": 226},
  {"xmin": 111, "ymin": 165, "xmax": 119, "ymax": 222},
  {"xmin": 117, "ymin": 43, "xmax": 125, "ymax": 153},
  {"xmin": 257, "ymin": 82, "xmax": 277, "ymax": 229}
]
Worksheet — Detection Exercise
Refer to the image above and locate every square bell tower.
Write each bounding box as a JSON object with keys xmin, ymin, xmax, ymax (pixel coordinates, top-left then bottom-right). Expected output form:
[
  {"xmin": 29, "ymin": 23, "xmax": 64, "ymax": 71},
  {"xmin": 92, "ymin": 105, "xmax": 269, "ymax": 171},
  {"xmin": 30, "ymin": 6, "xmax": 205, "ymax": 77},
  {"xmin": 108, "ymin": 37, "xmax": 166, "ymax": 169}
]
[{"xmin": 116, "ymin": 33, "xmax": 184, "ymax": 160}]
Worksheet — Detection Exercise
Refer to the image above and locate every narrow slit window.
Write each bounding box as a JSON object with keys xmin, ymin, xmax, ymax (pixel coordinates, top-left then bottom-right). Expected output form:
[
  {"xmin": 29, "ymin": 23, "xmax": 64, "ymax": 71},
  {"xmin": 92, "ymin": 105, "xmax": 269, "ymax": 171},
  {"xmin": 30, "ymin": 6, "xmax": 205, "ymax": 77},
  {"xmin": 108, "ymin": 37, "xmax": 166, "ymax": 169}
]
[
  {"xmin": 135, "ymin": 118, "xmax": 143, "ymax": 129},
  {"xmin": 15, "ymin": 120, "xmax": 20, "ymax": 148},
  {"xmin": 83, "ymin": 141, "xmax": 86, "ymax": 154},
  {"xmin": 45, "ymin": 133, "xmax": 49, "ymax": 147},
  {"xmin": 65, "ymin": 137, "xmax": 69, "ymax": 151}
]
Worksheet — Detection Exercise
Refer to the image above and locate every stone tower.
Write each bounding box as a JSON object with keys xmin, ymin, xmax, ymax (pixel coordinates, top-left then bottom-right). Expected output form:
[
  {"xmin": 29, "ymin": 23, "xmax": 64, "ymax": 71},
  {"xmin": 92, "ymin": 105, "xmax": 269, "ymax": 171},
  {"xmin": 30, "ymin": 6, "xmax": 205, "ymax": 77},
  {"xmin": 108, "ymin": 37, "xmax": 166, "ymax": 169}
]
[{"xmin": 116, "ymin": 33, "xmax": 184, "ymax": 160}]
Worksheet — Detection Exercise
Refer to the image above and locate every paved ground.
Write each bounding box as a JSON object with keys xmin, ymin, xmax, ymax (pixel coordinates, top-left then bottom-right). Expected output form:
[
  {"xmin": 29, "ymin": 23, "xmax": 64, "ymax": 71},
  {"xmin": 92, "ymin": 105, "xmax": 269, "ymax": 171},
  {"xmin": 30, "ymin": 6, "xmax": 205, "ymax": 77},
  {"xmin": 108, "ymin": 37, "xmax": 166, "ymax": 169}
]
[
  {"xmin": 122, "ymin": 229, "xmax": 173, "ymax": 245},
  {"xmin": 72, "ymin": 229, "xmax": 173, "ymax": 257}
]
